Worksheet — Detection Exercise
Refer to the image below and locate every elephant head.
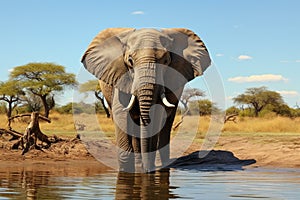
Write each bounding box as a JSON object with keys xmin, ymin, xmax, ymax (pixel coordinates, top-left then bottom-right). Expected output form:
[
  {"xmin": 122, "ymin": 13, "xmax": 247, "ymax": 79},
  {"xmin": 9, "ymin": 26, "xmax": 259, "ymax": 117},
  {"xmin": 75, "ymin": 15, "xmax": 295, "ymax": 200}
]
[
  {"xmin": 81, "ymin": 28, "xmax": 211, "ymax": 172},
  {"xmin": 82, "ymin": 28, "xmax": 211, "ymax": 124}
]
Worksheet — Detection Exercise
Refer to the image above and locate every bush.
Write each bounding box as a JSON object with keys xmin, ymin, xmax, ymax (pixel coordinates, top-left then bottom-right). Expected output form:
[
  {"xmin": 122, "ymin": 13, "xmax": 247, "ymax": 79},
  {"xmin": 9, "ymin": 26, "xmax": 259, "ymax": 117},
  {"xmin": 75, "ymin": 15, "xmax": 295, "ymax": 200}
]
[
  {"xmin": 239, "ymin": 108, "xmax": 255, "ymax": 117},
  {"xmin": 258, "ymin": 109, "xmax": 277, "ymax": 118},
  {"xmin": 226, "ymin": 106, "xmax": 240, "ymax": 115},
  {"xmin": 55, "ymin": 102, "xmax": 98, "ymax": 114},
  {"xmin": 55, "ymin": 103, "xmax": 74, "ymax": 114}
]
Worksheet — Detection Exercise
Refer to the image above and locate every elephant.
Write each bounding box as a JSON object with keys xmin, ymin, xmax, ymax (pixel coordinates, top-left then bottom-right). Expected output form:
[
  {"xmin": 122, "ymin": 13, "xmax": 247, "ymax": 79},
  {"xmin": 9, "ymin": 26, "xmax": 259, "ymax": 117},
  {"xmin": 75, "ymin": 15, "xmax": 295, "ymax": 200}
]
[{"xmin": 81, "ymin": 28, "xmax": 211, "ymax": 173}]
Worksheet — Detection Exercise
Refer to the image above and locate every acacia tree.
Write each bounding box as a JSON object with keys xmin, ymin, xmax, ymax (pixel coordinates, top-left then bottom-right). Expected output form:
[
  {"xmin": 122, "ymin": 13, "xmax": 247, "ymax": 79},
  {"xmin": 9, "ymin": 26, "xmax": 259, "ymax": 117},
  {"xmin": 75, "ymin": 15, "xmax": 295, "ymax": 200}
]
[
  {"xmin": 79, "ymin": 80, "xmax": 110, "ymax": 118},
  {"xmin": 0, "ymin": 80, "xmax": 24, "ymax": 119},
  {"xmin": 10, "ymin": 62, "xmax": 77, "ymax": 118},
  {"xmin": 180, "ymin": 88, "xmax": 204, "ymax": 115},
  {"xmin": 233, "ymin": 86, "xmax": 284, "ymax": 117},
  {"xmin": 189, "ymin": 99, "xmax": 220, "ymax": 116}
]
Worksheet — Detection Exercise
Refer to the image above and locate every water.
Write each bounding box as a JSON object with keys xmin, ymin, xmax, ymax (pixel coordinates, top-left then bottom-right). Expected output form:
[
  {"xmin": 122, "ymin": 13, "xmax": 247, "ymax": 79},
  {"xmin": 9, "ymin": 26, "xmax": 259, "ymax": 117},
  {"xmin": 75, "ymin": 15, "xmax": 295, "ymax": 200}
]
[{"xmin": 0, "ymin": 163, "xmax": 299, "ymax": 200}]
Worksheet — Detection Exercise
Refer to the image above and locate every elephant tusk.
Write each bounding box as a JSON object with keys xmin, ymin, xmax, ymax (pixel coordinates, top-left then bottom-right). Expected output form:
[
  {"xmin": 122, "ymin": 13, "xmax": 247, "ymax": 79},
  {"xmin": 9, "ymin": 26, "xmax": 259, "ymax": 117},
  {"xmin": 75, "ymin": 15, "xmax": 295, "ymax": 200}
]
[
  {"xmin": 123, "ymin": 95, "xmax": 136, "ymax": 111},
  {"xmin": 161, "ymin": 94, "xmax": 175, "ymax": 108}
]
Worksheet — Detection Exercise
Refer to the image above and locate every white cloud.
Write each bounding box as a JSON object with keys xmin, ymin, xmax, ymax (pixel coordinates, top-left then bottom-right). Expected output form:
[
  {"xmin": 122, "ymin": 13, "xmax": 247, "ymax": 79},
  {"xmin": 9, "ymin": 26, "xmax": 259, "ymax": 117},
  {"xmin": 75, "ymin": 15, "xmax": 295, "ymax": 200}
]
[
  {"xmin": 226, "ymin": 96, "xmax": 234, "ymax": 100},
  {"xmin": 8, "ymin": 68, "xmax": 14, "ymax": 72},
  {"xmin": 228, "ymin": 74, "xmax": 288, "ymax": 83},
  {"xmin": 216, "ymin": 53, "xmax": 224, "ymax": 57},
  {"xmin": 276, "ymin": 90, "xmax": 299, "ymax": 97},
  {"xmin": 280, "ymin": 60, "xmax": 300, "ymax": 63},
  {"xmin": 280, "ymin": 60, "xmax": 289, "ymax": 63},
  {"xmin": 131, "ymin": 11, "xmax": 145, "ymax": 15},
  {"xmin": 238, "ymin": 55, "xmax": 253, "ymax": 60}
]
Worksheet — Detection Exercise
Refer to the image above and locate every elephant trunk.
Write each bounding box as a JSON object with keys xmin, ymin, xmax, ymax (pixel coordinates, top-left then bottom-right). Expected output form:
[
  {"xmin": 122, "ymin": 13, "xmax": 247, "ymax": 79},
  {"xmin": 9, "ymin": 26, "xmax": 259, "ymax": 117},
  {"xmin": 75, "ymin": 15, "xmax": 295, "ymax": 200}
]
[
  {"xmin": 139, "ymin": 81, "xmax": 157, "ymax": 172},
  {"xmin": 132, "ymin": 63, "xmax": 174, "ymax": 172},
  {"xmin": 133, "ymin": 63, "xmax": 158, "ymax": 126},
  {"xmin": 133, "ymin": 63, "xmax": 159, "ymax": 172}
]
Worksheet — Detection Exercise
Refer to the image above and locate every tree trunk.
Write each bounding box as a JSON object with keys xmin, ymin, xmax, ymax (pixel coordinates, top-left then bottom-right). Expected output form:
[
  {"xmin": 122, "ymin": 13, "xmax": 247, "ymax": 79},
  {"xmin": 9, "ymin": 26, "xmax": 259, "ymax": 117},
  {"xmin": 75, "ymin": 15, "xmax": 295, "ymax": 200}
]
[
  {"xmin": 40, "ymin": 95, "xmax": 50, "ymax": 118},
  {"xmin": 95, "ymin": 91, "xmax": 110, "ymax": 118},
  {"xmin": 7, "ymin": 99, "xmax": 12, "ymax": 119},
  {"xmin": 11, "ymin": 112, "xmax": 51, "ymax": 154}
]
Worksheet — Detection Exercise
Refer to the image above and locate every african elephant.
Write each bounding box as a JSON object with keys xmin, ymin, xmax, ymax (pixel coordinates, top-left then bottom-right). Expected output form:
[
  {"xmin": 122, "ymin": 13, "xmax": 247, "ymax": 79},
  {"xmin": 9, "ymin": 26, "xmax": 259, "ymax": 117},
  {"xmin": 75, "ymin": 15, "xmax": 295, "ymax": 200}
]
[{"xmin": 81, "ymin": 28, "xmax": 211, "ymax": 172}]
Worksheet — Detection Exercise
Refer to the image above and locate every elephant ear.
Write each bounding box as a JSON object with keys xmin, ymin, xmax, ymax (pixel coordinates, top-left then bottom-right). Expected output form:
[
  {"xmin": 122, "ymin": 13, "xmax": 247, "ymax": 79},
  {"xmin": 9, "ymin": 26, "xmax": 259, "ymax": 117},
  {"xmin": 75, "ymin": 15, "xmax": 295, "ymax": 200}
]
[
  {"xmin": 161, "ymin": 28, "xmax": 211, "ymax": 90},
  {"xmin": 81, "ymin": 28, "xmax": 135, "ymax": 94}
]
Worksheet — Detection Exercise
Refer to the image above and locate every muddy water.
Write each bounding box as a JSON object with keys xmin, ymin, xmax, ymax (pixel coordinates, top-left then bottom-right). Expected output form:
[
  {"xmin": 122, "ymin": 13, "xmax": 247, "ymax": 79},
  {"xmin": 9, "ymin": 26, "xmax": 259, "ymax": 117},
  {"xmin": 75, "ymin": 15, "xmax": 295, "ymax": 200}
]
[{"xmin": 0, "ymin": 161, "xmax": 299, "ymax": 199}]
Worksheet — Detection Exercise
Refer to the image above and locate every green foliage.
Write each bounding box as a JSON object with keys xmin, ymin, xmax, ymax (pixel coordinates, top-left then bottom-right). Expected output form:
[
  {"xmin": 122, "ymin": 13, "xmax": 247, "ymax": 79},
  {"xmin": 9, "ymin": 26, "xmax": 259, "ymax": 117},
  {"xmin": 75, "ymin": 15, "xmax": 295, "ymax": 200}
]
[
  {"xmin": 9, "ymin": 62, "xmax": 77, "ymax": 117},
  {"xmin": 272, "ymin": 103, "xmax": 292, "ymax": 117},
  {"xmin": 56, "ymin": 102, "xmax": 98, "ymax": 114},
  {"xmin": 79, "ymin": 79, "xmax": 110, "ymax": 118},
  {"xmin": 233, "ymin": 87, "xmax": 285, "ymax": 117},
  {"xmin": 95, "ymin": 102, "xmax": 105, "ymax": 114},
  {"xmin": 180, "ymin": 88, "xmax": 205, "ymax": 111},
  {"xmin": 239, "ymin": 108, "xmax": 255, "ymax": 117},
  {"xmin": 189, "ymin": 99, "xmax": 219, "ymax": 116},
  {"xmin": 290, "ymin": 108, "xmax": 300, "ymax": 117},
  {"xmin": 15, "ymin": 105, "xmax": 31, "ymax": 114},
  {"xmin": 0, "ymin": 80, "xmax": 24, "ymax": 118},
  {"xmin": 226, "ymin": 106, "xmax": 240, "ymax": 115},
  {"xmin": 55, "ymin": 103, "xmax": 73, "ymax": 114},
  {"xmin": 10, "ymin": 62, "xmax": 77, "ymax": 96},
  {"xmin": 79, "ymin": 80, "xmax": 100, "ymax": 93},
  {"xmin": 0, "ymin": 80, "xmax": 24, "ymax": 97}
]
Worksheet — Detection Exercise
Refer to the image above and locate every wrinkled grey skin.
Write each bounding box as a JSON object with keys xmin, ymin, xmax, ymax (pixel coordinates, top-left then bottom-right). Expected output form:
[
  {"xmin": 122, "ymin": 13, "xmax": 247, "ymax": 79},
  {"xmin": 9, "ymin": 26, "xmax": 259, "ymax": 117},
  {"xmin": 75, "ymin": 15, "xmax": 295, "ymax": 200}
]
[{"xmin": 82, "ymin": 28, "xmax": 211, "ymax": 173}]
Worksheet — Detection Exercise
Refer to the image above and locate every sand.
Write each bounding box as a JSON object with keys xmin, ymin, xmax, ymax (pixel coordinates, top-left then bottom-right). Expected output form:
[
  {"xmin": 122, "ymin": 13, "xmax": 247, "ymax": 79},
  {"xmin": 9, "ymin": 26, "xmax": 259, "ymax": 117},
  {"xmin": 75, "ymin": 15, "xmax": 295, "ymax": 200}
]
[{"xmin": 0, "ymin": 132, "xmax": 299, "ymax": 169}]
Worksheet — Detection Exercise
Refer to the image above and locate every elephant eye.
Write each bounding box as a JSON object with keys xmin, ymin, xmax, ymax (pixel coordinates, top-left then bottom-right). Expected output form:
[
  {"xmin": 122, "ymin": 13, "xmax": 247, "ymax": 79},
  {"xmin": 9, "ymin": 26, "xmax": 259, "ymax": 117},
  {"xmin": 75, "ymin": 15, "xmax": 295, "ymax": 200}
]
[
  {"xmin": 164, "ymin": 58, "xmax": 169, "ymax": 65},
  {"xmin": 164, "ymin": 53, "xmax": 171, "ymax": 65},
  {"xmin": 128, "ymin": 56, "xmax": 134, "ymax": 67}
]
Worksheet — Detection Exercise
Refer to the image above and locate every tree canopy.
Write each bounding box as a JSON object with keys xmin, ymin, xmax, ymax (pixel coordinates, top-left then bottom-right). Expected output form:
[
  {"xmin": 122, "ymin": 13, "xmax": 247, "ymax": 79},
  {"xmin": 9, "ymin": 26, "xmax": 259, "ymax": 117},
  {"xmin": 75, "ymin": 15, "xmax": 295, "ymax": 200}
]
[
  {"xmin": 189, "ymin": 99, "xmax": 220, "ymax": 116},
  {"xmin": 0, "ymin": 80, "xmax": 24, "ymax": 118},
  {"xmin": 180, "ymin": 88, "xmax": 204, "ymax": 115},
  {"xmin": 233, "ymin": 87, "xmax": 285, "ymax": 117},
  {"xmin": 10, "ymin": 62, "xmax": 77, "ymax": 117},
  {"xmin": 79, "ymin": 80, "xmax": 110, "ymax": 118}
]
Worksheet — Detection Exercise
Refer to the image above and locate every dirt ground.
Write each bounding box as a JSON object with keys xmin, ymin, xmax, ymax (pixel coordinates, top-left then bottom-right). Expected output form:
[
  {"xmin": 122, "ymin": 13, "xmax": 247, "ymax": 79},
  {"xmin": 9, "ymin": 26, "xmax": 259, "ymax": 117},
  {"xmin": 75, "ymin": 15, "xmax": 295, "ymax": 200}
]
[
  {"xmin": 214, "ymin": 133, "xmax": 300, "ymax": 168},
  {"xmin": 0, "ymin": 132, "xmax": 299, "ymax": 169}
]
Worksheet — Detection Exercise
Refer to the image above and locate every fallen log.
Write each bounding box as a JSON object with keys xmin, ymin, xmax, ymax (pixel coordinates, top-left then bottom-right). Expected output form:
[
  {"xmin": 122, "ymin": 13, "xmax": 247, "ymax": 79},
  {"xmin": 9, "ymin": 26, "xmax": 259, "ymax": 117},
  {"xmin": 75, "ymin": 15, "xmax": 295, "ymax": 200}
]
[
  {"xmin": 0, "ymin": 128, "xmax": 22, "ymax": 140},
  {"xmin": 224, "ymin": 114, "xmax": 238, "ymax": 123},
  {"xmin": 172, "ymin": 108, "xmax": 190, "ymax": 131}
]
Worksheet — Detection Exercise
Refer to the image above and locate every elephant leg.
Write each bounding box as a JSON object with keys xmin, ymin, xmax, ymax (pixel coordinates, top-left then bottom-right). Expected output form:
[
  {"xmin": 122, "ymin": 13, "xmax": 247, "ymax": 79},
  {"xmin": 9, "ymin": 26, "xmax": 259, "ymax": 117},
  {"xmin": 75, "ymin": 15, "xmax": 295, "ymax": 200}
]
[
  {"xmin": 158, "ymin": 88, "xmax": 183, "ymax": 167},
  {"xmin": 158, "ymin": 108, "xmax": 177, "ymax": 167},
  {"xmin": 115, "ymin": 125, "xmax": 135, "ymax": 172},
  {"xmin": 112, "ymin": 89, "xmax": 137, "ymax": 172},
  {"xmin": 132, "ymin": 136, "xmax": 142, "ymax": 171},
  {"xmin": 140, "ymin": 131, "xmax": 158, "ymax": 173},
  {"xmin": 141, "ymin": 104, "xmax": 166, "ymax": 172},
  {"xmin": 129, "ymin": 112, "xmax": 142, "ymax": 171}
]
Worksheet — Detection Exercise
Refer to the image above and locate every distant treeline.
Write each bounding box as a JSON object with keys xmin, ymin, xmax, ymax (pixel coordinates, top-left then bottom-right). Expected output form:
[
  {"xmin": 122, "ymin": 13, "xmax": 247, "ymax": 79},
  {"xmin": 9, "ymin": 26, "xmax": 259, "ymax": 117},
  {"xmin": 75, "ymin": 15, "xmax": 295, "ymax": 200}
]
[{"xmin": 1, "ymin": 63, "xmax": 299, "ymax": 120}]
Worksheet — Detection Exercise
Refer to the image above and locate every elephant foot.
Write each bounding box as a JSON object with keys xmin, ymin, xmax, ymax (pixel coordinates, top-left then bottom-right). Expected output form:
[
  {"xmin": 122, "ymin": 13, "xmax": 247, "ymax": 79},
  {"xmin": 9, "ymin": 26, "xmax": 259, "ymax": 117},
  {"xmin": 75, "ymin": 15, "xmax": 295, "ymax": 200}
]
[
  {"xmin": 142, "ymin": 159, "xmax": 156, "ymax": 173},
  {"xmin": 118, "ymin": 150, "xmax": 135, "ymax": 173}
]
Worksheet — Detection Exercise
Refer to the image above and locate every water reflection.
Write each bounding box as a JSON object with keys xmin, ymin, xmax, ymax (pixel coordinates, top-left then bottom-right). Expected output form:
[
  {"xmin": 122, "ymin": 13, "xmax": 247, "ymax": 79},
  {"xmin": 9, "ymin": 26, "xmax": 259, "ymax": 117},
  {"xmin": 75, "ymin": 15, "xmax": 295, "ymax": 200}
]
[
  {"xmin": 115, "ymin": 169, "xmax": 179, "ymax": 199},
  {"xmin": 0, "ymin": 162, "xmax": 300, "ymax": 199},
  {"xmin": 0, "ymin": 161, "xmax": 108, "ymax": 200},
  {"xmin": 0, "ymin": 169, "xmax": 59, "ymax": 200}
]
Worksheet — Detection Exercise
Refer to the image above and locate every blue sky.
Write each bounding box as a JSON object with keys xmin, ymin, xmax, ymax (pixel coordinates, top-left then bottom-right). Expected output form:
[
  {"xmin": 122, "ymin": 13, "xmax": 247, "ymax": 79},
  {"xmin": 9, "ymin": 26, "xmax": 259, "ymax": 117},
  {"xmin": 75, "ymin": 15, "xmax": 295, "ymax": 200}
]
[{"xmin": 1, "ymin": 0, "xmax": 299, "ymax": 107}]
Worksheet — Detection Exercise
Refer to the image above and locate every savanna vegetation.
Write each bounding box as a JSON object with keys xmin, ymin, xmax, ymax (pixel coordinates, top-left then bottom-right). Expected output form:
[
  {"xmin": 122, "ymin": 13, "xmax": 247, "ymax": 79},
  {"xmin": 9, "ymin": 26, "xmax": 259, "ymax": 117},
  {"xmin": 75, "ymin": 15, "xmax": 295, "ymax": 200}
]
[{"xmin": 1, "ymin": 62, "xmax": 300, "ymax": 140}]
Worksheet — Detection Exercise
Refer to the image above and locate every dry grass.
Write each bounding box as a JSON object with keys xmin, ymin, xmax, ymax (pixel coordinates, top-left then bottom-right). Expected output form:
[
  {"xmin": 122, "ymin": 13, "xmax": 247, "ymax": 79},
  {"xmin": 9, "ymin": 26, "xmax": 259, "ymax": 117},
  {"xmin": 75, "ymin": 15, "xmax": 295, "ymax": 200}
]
[
  {"xmin": 1, "ymin": 113, "xmax": 300, "ymax": 139},
  {"xmin": 222, "ymin": 116, "xmax": 300, "ymax": 133},
  {"xmin": 0, "ymin": 112, "xmax": 115, "ymax": 137}
]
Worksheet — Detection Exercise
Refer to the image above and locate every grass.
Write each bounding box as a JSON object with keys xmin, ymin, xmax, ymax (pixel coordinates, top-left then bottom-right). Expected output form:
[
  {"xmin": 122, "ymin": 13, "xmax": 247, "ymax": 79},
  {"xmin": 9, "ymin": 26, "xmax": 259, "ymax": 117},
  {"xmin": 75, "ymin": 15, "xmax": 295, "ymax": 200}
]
[
  {"xmin": 222, "ymin": 116, "xmax": 300, "ymax": 133},
  {"xmin": 1, "ymin": 113, "xmax": 300, "ymax": 139}
]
